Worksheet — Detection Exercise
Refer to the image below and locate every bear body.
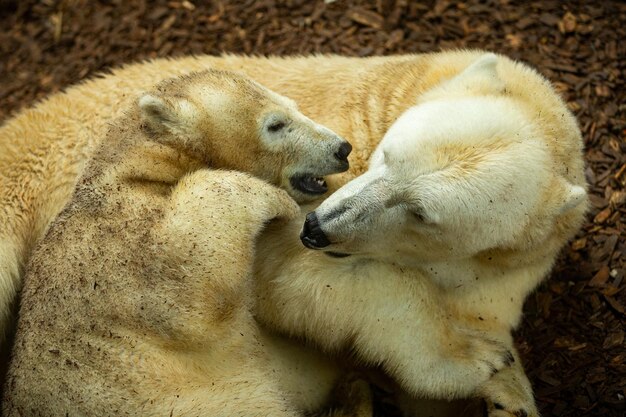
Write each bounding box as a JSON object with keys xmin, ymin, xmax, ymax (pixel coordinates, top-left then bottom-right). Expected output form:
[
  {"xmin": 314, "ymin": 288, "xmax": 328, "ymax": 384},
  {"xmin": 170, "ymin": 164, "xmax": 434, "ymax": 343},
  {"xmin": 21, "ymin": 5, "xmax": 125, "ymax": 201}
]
[
  {"xmin": 3, "ymin": 70, "xmax": 366, "ymax": 416},
  {"xmin": 0, "ymin": 52, "xmax": 587, "ymax": 417},
  {"xmin": 258, "ymin": 54, "xmax": 588, "ymax": 417}
]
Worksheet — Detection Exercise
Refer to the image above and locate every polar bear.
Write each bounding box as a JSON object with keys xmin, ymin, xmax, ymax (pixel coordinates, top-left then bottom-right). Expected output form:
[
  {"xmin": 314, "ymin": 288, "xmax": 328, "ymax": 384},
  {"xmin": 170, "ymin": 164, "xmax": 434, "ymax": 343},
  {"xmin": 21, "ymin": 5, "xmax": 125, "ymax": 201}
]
[
  {"xmin": 256, "ymin": 54, "xmax": 587, "ymax": 416},
  {"xmin": 0, "ymin": 51, "xmax": 586, "ymax": 416},
  {"xmin": 2, "ymin": 70, "xmax": 369, "ymax": 416}
]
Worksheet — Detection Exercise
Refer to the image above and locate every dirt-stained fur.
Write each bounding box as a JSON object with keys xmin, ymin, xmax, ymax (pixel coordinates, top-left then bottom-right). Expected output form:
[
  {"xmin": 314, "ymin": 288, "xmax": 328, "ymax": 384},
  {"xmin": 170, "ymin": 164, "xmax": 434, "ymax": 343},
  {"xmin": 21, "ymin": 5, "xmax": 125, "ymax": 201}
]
[{"xmin": 3, "ymin": 70, "xmax": 369, "ymax": 416}]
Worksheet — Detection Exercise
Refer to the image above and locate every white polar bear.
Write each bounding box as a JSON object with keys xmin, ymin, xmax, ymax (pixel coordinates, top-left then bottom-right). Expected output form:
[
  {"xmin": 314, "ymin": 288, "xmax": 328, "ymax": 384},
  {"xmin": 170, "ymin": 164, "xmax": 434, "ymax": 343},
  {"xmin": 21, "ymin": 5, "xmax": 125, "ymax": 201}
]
[{"xmin": 254, "ymin": 54, "xmax": 587, "ymax": 417}]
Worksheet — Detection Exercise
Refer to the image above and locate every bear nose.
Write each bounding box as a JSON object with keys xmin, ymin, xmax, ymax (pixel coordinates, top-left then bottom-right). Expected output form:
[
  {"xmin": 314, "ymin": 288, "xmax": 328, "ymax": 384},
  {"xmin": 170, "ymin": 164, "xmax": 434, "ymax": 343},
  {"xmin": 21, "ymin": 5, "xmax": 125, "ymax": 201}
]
[
  {"xmin": 334, "ymin": 141, "xmax": 352, "ymax": 163},
  {"xmin": 300, "ymin": 212, "xmax": 331, "ymax": 249}
]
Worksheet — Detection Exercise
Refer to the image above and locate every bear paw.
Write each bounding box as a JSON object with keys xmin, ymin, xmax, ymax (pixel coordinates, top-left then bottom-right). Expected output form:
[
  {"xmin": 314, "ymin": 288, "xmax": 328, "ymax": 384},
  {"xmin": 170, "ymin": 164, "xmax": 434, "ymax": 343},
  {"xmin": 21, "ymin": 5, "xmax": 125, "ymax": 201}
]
[
  {"xmin": 450, "ymin": 327, "xmax": 515, "ymax": 384},
  {"xmin": 479, "ymin": 367, "xmax": 538, "ymax": 417}
]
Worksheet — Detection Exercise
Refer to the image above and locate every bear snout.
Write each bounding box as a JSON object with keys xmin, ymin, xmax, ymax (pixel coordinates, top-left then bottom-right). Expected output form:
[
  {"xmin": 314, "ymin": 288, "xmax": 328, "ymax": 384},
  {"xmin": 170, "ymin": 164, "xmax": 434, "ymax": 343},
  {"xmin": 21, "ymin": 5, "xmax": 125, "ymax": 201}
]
[
  {"xmin": 300, "ymin": 212, "xmax": 331, "ymax": 249},
  {"xmin": 334, "ymin": 141, "xmax": 352, "ymax": 163}
]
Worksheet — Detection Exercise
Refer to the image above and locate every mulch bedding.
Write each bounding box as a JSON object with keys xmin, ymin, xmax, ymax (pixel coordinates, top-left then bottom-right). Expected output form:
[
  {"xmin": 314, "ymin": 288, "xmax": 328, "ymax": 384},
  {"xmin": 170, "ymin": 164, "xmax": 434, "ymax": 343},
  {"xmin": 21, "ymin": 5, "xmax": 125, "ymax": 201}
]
[{"xmin": 0, "ymin": 0, "xmax": 624, "ymax": 415}]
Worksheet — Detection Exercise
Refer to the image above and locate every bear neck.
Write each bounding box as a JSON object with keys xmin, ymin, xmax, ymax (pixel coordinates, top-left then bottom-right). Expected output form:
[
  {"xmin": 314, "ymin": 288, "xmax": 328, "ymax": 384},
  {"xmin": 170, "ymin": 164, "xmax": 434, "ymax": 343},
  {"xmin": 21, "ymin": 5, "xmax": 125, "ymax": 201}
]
[
  {"xmin": 412, "ymin": 250, "xmax": 555, "ymax": 328},
  {"xmin": 86, "ymin": 110, "xmax": 205, "ymax": 190}
]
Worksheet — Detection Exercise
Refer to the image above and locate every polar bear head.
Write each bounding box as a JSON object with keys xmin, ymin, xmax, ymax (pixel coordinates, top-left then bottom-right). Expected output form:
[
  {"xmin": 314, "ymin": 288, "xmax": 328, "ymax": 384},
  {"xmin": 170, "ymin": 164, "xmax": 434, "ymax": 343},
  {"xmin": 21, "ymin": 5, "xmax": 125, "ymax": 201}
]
[
  {"xmin": 300, "ymin": 54, "xmax": 587, "ymax": 273},
  {"xmin": 137, "ymin": 70, "xmax": 351, "ymax": 202}
]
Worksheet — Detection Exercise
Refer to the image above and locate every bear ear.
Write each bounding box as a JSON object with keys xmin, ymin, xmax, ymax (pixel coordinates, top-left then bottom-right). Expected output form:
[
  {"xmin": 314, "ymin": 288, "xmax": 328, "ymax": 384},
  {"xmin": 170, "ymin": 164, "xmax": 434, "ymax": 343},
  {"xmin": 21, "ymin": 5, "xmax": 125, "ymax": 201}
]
[
  {"xmin": 446, "ymin": 53, "xmax": 506, "ymax": 95},
  {"xmin": 139, "ymin": 93, "xmax": 181, "ymax": 134},
  {"xmin": 557, "ymin": 183, "xmax": 587, "ymax": 214}
]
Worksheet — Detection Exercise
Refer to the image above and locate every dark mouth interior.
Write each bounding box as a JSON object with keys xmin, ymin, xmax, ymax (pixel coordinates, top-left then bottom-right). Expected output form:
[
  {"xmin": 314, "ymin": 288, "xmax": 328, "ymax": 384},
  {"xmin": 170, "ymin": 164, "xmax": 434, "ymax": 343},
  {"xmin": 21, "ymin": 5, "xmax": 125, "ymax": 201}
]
[{"xmin": 290, "ymin": 175, "xmax": 328, "ymax": 195}]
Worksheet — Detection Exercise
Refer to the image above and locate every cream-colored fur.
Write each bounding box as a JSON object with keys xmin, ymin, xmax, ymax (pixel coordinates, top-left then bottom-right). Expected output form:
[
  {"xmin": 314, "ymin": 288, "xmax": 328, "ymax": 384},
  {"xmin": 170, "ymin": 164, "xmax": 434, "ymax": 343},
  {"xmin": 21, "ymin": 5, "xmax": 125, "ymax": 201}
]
[
  {"xmin": 3, "ymin": 71, "xmax": 369, "ymax": 416},
  {"xmin": 257, "ymin": 54, "xmax": 586, "ymax": 416},
  {"xmin": 0, "ymin": 51, "xmax": 586, "ymax": 416}
]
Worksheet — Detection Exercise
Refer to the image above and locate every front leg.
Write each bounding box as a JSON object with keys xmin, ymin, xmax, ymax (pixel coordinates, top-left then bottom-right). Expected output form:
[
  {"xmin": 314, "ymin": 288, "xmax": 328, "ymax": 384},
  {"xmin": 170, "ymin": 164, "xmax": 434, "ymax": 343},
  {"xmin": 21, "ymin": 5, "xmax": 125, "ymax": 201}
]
[
  {"xmin": 395, "ymin": 342, "xmax": 539, "ymax": 417},
  {"xmin": 254, "ymin": 222, "xmax": 513, "ymax": 400},
  {"xmin": 479, "ymin": 348, "xmax": 538, "ymax": 417},
  {"xmin": 149, "ymin": 168, "xmax": 299, "ymax": 345},
  {"xmin": 349, "ymin": 290, "xmax": 515, "ymax": 400},
  {"xmin": 162, "ymin": 169, "xmax": 299, "ymax": 259},
  {"xmin": 146, "ymin": 169, "xmax": 306, "ymax": 417}
]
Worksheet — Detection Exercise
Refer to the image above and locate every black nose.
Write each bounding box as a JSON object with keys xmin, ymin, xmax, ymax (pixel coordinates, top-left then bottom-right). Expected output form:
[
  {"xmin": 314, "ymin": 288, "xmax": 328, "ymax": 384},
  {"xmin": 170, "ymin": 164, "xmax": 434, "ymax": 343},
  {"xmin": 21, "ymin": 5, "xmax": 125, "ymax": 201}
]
[
  {"xmin": 300, "ymin": 212, "xmax": 331, "ymax": 249},
  {"xmin": 334, "ymin": 141, "xmax": 352, "ymax": 162}
]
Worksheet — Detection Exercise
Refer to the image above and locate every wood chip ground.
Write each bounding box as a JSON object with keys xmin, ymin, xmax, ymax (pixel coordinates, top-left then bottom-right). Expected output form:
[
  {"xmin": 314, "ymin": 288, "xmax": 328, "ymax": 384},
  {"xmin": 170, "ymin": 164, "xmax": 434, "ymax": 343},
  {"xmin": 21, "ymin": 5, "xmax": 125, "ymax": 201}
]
[{"xmin": 0, "ymin": 1, "xmax": 624, "ymax": 416}]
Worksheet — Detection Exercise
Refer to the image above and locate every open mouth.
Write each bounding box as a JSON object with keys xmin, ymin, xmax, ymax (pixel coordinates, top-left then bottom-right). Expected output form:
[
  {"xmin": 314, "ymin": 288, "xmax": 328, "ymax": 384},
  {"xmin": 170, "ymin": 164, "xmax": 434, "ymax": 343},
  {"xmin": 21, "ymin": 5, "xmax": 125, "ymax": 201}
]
[{"xmin": 290, "ymin": 174, "xmax": 328, "ymax": 195}]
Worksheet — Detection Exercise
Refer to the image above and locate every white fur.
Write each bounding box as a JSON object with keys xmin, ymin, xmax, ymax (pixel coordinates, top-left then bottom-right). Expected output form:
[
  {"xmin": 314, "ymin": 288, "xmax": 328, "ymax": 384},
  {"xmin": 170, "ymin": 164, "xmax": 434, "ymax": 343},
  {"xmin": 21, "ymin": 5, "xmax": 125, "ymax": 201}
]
[
  {"xmin": 256, "ymin": 53, "xmax": 588, "ymax": 417},
  {"xmin": 316, "ymin": 96, "xmax": 551, "ymax": 265}
]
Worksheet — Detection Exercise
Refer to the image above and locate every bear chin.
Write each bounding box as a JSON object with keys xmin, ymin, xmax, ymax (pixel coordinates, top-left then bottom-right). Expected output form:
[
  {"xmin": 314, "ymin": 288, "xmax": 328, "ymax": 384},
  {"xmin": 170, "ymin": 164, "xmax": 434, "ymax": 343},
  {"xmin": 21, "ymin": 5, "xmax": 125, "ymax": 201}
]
[{"xmin": 324, "ymin": 251, "xmax": 351, "ymax": 258}]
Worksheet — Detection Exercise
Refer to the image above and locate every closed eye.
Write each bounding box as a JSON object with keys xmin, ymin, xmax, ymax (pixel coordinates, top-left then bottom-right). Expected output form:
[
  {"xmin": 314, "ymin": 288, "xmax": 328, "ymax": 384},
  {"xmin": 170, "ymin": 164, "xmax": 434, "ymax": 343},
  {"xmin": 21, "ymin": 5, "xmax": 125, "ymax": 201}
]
[
  {"xmin": 267, "ymin": 121, "xmax": 286, "ymax": 132},
  {"xmin": 411, "ymin": 211, "xmax": 425, "ymax": 222},
  {"xmin": 383, "ymin": 150, "xmax": 389, "ymax": 164},
  {"xmin": 405, "ymin": 201, "xmax": 427, "ymax": 223}
]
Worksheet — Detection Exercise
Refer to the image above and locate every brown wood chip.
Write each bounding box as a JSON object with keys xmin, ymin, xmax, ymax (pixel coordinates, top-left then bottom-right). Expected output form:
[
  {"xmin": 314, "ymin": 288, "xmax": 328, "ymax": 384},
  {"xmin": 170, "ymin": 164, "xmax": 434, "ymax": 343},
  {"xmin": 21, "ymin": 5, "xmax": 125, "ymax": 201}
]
[{"xmin": 1, "ymin": 1, "xmax": 624, "ymax": 416}]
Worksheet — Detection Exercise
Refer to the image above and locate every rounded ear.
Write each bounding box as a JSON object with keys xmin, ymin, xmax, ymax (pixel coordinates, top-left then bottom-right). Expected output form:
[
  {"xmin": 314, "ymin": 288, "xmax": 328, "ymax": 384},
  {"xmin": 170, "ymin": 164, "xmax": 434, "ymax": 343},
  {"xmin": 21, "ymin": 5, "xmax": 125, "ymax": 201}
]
[
  {"xmin": 462, "ymin": 53, "xmax": 499, "ymax": 78},
  {"xmin": 557, "ymin": 183, "xmax": 587, "ymax": 214},
  {"xmin": 138, "ymin": 93, "xmax": 179, "ymax": 134},
  {"xmin": 441, "ymin": 53, "xmax": 506, "ymax": 95}
]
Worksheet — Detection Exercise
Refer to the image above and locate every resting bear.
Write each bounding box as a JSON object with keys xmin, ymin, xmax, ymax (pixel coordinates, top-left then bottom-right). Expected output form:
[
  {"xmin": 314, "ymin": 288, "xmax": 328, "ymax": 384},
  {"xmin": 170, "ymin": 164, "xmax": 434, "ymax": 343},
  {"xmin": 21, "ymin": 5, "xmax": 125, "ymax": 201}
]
[{"xmin": 3, "ymin": 70, "xmax": 369, "ymax": 416}]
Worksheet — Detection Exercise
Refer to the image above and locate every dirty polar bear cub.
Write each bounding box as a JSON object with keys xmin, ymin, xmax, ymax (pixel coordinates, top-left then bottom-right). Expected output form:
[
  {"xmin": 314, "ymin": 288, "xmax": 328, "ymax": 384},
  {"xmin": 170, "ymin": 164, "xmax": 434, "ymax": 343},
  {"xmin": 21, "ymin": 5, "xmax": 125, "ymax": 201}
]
[
  {"xmin": 4, "ymin": 70, "xmax": 364, "ymax": 416},
  {"xmin": 0, "ymin": 51, "xmax": 587, "ymax": 417}
]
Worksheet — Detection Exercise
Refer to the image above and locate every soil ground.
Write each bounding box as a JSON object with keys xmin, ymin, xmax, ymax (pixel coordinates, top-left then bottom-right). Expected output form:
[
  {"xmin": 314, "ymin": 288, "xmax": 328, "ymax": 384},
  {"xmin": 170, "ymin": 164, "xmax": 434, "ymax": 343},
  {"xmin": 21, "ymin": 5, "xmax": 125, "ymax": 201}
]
[{"xmin": 0, "ymin": 1, "xmax": 624, "ymax": 416}]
